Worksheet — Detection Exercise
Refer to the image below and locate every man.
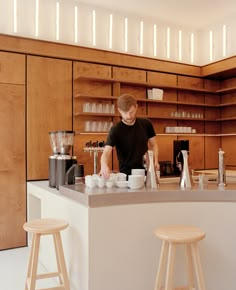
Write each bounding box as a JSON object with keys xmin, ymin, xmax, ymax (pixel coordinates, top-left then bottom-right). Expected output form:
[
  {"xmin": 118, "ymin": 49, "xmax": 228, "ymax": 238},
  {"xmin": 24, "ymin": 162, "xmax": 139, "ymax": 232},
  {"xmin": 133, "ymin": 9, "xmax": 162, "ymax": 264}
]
[{"xmin": 100, "ymin": 93, "xmax": 159, "ymax": 179}]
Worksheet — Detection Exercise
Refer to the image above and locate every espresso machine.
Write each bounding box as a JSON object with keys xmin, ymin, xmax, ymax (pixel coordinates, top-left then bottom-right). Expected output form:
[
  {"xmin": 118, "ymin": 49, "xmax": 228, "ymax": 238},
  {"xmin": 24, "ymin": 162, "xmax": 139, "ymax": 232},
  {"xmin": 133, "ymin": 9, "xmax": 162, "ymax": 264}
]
[{"xmin": 49, "ymin": 130, "xmax": 83, "ymax": 189}]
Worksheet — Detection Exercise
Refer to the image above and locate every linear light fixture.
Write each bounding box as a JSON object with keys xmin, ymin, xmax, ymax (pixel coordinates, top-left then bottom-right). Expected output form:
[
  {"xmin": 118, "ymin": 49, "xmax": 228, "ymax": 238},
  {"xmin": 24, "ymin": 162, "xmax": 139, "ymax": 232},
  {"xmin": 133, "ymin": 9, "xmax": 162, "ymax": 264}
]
[
  {"xmin": 124, "ymin": 17, "xmax": 128, "ymax": 52},
  {"xmin": 109, "ymin": 14, "xmax": 113, "ymax": 49},
  {"xmin": 13, "ymin": 0, "xmax": 17, "ymax": 33},
  {"xmin": 223, "ymin": 24, "xmax": 226, "ymax": 57},
  {"xmin": 74, "ymin": 6, "xmax": 78, "ymax": 43},
  {"xmin": 56, "ymin": 1, "xmax": 60, "ymax": 40},
  {"xmin": 140, "ymin": 21, "xmax": 144, "ymax": 55},
  {"xmin": 35, "ymin": 0, "xmax": 39, "ymax": 37},
  {"xmin": 178, "ymin": 30, "xmax": 182, "ymax": 61},
  {"xmin": 167, "ymin": 27, "xmax": 170, "ymax": 58},
  {"xmin": 190, "ymin": 32, "xmax": 194, "ymax": 63},
  {"xmin": 209, "ymin": 30, "xmax": 213, "ymax": 62},
  {"xmin": 92, "ymin": 9, "xmax": 96, "ymax": 46},
  {"xmin": 153, "ymin": 24, "xmax": 157, "ymax": 57}
]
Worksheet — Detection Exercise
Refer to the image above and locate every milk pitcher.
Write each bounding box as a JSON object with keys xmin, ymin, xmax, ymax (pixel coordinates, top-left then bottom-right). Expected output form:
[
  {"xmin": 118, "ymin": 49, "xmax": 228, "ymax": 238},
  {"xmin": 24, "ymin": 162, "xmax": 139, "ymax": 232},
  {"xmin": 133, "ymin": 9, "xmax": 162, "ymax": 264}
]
[
  {"xmin": 178, "ymin": 150, "xmax": 193, "ymax": 189},
  {"xmin": 145, "ymin": 150, "xmax": 159, "ymax": 189}
]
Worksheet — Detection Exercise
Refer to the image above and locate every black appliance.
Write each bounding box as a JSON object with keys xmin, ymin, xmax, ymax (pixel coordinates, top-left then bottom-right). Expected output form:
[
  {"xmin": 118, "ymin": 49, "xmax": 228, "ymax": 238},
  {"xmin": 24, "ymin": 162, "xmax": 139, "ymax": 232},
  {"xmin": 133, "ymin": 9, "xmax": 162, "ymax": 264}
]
[{"xmin": 49, "ymin": 130, "xmax": 83, "ymax": 189}]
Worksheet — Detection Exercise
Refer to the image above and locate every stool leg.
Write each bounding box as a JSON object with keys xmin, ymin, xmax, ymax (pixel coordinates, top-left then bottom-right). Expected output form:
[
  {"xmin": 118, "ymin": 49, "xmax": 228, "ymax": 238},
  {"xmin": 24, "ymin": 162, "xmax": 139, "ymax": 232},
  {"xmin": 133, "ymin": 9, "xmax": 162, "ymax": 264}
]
[
  {"xmin": 54, "ymin": 232, "xmax": 70, "ymax": 290},
  {"xmin": 53, "ymin": 234, "xmax": 63, "ymax": 285},
  {"xmin": 25, "ymin": 233, "xmax": 40, "ymax": 290},
  {"xmin": 165, "ymin": 243, "xmax": 176, "ymax": 290},
  {"xmin": 191, "ymin": 242, "xmax": 206, "ymax": 290},
  {"xmin": 154, "ymin": 240, "xmax": 168, "ymax": 290},
  {"xmin": 185, "ymin": 244, "xmax": 195, "ymax": 290}
]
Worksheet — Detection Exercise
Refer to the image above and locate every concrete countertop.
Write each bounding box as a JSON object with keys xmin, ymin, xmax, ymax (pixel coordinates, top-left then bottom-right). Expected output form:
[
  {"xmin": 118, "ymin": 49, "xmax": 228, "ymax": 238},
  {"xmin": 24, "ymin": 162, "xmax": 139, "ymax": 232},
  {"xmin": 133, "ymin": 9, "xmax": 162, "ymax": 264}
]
[
  {"xmin": 59, "ymin": 180, "xmax": 236, "ymax": 208},
  {"xmin": 28, "ymin": 169, "xmax": 236, "ymax": 208}
]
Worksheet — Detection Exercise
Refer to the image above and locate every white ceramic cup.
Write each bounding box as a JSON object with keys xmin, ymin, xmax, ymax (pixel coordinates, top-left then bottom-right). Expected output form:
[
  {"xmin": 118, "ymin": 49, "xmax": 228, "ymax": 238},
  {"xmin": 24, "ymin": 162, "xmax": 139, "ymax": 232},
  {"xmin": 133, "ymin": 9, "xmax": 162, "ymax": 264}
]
[{"xmin": 131, "ymin": 169, "xmax": 145, "ymax": 176}]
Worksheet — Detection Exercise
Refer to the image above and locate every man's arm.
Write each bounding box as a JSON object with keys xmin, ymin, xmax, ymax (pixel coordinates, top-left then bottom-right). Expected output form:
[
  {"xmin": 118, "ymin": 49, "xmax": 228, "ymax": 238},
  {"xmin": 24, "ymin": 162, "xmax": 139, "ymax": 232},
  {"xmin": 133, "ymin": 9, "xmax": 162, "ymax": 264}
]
[
  {"xmin": 148, "ymin": 136, "xmax": 159, "ymax": 169},
  {"xmin": 100, "ymin": 145, "xmax": 113, "ymax": 179}
]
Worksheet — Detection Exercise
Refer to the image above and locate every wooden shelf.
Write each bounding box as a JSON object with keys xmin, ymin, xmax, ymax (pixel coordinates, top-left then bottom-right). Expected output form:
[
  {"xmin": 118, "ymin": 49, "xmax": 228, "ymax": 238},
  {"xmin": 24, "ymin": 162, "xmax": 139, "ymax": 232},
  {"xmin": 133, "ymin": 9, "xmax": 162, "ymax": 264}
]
[
  {"xmin": 216, "ymin": 87, "xmax": 236, "ymax": 94},
  {"xmin": 75, "ymin": 94, "xmax": 218, "ymax": 108},
  {"xmin": 76, "ymin": 76, "xmax": 218, "ymax": 94},
  {"xmin": 75, "ymin": 132, "xmax": 236, "ymax": 137},
  {"xmin": 74, "ymin": 112, "xmax": 117, "ymax": 117},
  {"xmin": 218, "ymin": 102, "xmax": 236, "ymax": 107},
  {"xmin": 74, "ymin": 112, "xmax": 217, "ymax": 122},
  {"xmin": 216, "ymin": 117, "xmax": 236, "ymax": 121},
  {"xmin": 74, "ymin": 94, "xmax": 117, "ymax": 100}
]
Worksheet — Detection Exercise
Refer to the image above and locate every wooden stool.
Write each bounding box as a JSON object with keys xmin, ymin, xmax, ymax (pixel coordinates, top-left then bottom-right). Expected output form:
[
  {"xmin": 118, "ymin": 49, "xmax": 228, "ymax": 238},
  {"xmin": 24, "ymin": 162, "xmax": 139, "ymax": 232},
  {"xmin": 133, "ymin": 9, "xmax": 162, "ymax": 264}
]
[
  {"xmin": 23, "ymin": 218, "xmax": 70, "ymax": 290},
  {"xmin": 154, "ymin": 225, "xmax": 206, "ymax": 290}
]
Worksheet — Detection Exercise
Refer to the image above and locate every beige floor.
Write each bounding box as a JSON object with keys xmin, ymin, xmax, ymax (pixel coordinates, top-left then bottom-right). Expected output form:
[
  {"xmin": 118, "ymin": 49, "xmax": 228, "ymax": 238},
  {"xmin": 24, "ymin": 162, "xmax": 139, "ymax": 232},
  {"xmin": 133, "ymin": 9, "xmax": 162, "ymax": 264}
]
[
  {"xmin": 0, "ymin": 247, "xmax": 29, "ymax": 290},
  {"xmin": 0, "ymin": 246, "xmax": 57, "ymax": 290}
]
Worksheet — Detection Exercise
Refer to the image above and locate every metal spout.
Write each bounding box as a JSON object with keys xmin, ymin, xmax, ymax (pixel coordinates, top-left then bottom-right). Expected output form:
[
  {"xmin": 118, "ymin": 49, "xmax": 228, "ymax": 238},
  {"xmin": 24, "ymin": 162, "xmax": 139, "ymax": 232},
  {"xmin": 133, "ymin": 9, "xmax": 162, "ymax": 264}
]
[
  {"xmin": 218, "ymin": 148, "xmax": 226, "ymax": 188},
  {"xmin": 179, "ymin": 150, "xmax": 193, "ymax": 189}
]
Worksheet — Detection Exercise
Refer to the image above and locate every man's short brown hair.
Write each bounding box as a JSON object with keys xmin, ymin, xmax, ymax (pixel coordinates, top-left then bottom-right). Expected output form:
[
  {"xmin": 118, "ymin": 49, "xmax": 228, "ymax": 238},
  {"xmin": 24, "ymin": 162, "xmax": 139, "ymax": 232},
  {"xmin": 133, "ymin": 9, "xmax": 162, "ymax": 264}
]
[{"xmin": 117, "ymin": 94, "xmax": 137, "ymax": 112}]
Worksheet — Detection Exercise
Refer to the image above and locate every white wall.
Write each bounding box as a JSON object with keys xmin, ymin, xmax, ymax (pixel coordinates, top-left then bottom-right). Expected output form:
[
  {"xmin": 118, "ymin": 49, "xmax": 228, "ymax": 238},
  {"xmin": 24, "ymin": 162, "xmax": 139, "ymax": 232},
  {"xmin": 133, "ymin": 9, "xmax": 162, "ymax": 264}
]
[{"xmin": 1, "ymin": 0, "xmax": 236, "ymax": 65}]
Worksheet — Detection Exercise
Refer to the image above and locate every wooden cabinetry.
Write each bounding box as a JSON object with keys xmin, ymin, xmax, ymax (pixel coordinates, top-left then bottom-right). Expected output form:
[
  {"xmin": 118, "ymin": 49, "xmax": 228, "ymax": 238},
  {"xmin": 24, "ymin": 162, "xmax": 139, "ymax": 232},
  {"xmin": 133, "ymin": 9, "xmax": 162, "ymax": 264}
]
[
  {"xmin": 0, "ymin": 52, "xmax": 26, "ymax": 250},
  {"xmin": 73, "ymin": 64, "xmax": 222, "ymax": 172},
  {"xmin": 27, "ymin": 56, "xmax": 72, "ymax": 180}
]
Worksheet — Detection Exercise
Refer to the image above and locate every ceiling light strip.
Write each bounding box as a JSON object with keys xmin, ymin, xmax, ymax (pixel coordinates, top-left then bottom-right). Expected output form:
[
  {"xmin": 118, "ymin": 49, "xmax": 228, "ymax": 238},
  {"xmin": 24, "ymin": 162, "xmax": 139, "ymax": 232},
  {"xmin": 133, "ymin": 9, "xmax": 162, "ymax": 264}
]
[
  {"xmin": 167, "ymin": 27, "xmax": 170, "ymax": 59},
  {"xmin": 140, "ymin": 21, "xmax": 144, "ymax": 55},
  {"xmin": 190, "ymin": 32, "xmax": 194, "ymax": 63},
  {"xmin": 109, "ymin": 14, "xmax": 113, "ymax": 49},
  {"xmin": 13, "ymin": 0, "xmax": 17, "ymax": 33},
  {"xmin": 209, "ymin": 30, "xmax": 213, "ymax": 62},
  {"xmin": 56, "ymin": 1, "xmax": 59, "ymax": 40},
  {"xmin": 74, "ymin": 6, "xmax": 78, "ymax": 43},
  {"xmin": 35, "ymin": 0, "xmax": 39, "ymax": 37},
  {"xmin": 92, "ymin": 9, "xmax": 96, "ymax": 46},
  {"xmin": 153, "ymin": 24, "xmax": 157, "ymax": 57},
  {"xmin": 178, "ymin": 30, "xmax": 182, "ymax": 61},
  {"xmin": 124, "ymin": 17, "xmax": 128, "ymax": 52},
  {"xmin": 223, "ymin": 24, "xmax": 226, "ymax": 57}
]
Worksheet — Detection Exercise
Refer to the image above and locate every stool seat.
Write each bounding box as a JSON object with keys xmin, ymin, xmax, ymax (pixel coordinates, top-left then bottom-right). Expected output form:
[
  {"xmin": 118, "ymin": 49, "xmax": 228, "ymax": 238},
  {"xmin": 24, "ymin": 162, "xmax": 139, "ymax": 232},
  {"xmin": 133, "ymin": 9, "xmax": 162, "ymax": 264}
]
[
  {"xmin": 154, "ymin": 225, "xmax": 206, "ymax": 290},
  {"xmin": 154, "ymin": 225, "xmax": 205, "ymax": 244},
  {"xmin": 23, "ymin": 218, "xmax": 69, "ymax": 234},
  {"xmin": 23, "ymin": 218, "xmax": 70, "ymax": 290}
]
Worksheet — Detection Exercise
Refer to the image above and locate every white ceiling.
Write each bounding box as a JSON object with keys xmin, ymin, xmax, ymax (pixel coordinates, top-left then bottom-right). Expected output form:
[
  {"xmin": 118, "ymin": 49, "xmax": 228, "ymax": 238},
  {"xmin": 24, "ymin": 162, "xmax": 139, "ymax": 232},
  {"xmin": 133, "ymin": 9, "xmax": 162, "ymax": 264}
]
[{"xmin": 80, "ymin": 0, "xmax": 236, "ymax": 29}]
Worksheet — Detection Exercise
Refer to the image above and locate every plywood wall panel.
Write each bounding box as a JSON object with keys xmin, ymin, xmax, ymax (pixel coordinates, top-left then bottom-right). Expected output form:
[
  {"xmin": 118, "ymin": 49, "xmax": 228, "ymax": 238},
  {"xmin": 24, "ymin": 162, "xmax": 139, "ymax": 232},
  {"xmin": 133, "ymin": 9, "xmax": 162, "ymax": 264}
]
[
  {"xmin": 0, "ymin": 52, "xmax": 25, "ymax": 85},
  {"xmin": 0, "ymin": 83, "xmax": 26, "ymax": 249},
  {"xmin": 205, "ymin": 137, "xmax": 221, "ymax": 169},
  {"xmin": 113, "ymin": 67, "xmax": 146, "ymax": 82},
  {"xmin": 27, "ymin": 56, "xmax": 72, "ymax": 180},
  {"xmin": 147, "ymin": 71, "xmax": 177, "ymax": 86}
]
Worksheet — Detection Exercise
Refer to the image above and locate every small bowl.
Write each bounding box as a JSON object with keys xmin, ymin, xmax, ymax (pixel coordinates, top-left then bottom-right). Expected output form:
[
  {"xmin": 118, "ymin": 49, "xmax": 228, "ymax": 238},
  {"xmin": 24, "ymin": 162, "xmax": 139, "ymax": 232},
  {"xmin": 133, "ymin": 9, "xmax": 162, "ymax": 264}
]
[
  {"xmin": 115, "ymin": 181, "xmax": 128, "ymax": 188},
  {"xmin": 106, "ymin": 180, "xmax": 114, "ymax": 188}
]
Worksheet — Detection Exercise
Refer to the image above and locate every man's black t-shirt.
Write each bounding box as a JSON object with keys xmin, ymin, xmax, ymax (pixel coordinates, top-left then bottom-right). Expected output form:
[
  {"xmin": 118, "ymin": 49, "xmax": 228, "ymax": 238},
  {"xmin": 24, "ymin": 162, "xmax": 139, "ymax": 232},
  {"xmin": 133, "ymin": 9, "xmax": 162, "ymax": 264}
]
[{"xmin": 105, "ymin": 118, "xmax": 156, "ymax": 175}]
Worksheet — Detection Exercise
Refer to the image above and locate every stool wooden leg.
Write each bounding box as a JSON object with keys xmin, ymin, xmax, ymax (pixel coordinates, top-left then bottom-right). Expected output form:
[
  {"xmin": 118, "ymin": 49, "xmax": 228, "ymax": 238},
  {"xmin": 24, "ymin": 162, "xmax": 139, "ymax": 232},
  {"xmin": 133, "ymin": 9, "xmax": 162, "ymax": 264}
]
[
  {"xmin": 53, "ymin": 234, "xmax": 63, "ymax": 285},
  {"xmin": 25, "ymin": 233, "xmax": 40, "ymax": 290},
  {"xmin": 154, "ymin": 240, "xmax": 168, "ymax": 290},
  {"xmin": 185, "ymin": 244, "xmax": 195, "ymax": 290},
  {"xmin": 54, "ymin": 232, "xmax": 70, "ymax": 290},
  {"xmin": 165, "ymin": 243, "xmax": 176, "ymax": 290},
  {"xmin": 191, "ymin": 242, "xmax": 206, "ymax": 290}
]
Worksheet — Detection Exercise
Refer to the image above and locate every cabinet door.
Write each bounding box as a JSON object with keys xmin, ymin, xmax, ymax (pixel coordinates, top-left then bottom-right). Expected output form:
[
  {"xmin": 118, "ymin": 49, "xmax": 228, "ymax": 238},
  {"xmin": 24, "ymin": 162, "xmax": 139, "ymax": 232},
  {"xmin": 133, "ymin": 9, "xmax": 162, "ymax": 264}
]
[
  {"xmin": 27, "ymin": 56, "xmax": 72, "ymax": 180},
  {"xmin": 0, "ymin": 83, "xmax": 26, "ymax": 249}
]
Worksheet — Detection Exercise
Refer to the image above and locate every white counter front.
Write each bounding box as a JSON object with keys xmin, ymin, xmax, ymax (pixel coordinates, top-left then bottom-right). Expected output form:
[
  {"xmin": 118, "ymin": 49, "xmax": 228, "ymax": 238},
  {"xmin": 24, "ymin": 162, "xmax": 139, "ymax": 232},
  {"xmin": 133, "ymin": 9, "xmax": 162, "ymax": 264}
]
[{"xmin": 27, "ymin": 181, "xmax": 236, "ymax": 290}]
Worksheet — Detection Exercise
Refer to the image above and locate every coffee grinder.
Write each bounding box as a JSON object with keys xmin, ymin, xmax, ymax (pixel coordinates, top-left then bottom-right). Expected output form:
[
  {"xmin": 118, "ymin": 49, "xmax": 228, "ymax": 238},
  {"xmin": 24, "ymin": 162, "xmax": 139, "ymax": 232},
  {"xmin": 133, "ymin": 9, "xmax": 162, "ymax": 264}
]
[
  {"xmin": 56, "ymin": 130, "xmax": 77, "ymax": 189},
  {"xmin": 48, "ymin": 131, "xmax": 60, "ymax": 187},
  {"xmin": 49, "ymin": 130, "xmax": 80, "ymax": 189}
]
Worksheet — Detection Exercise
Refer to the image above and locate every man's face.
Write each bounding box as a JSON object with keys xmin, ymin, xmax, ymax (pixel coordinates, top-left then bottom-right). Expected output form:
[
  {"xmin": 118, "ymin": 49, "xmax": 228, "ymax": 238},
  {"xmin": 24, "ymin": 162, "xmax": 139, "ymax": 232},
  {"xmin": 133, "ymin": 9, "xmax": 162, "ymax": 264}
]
[{"xmin": 118, "ymin": 105, "xmax": 137, "ymax": 125}]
